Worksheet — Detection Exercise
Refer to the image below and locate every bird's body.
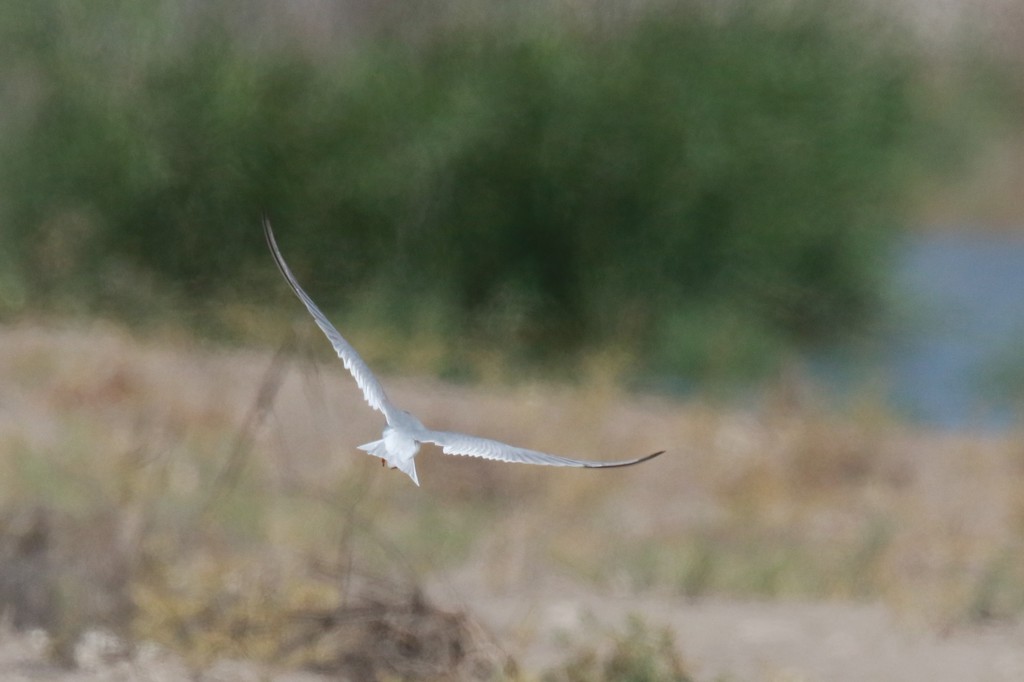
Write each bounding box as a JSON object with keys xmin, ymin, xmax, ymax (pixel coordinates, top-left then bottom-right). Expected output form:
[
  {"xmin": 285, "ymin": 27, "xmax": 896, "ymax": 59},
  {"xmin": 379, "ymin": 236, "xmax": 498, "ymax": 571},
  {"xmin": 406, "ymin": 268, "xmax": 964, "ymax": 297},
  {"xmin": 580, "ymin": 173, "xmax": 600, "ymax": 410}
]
[
  {"xmin": 358, "ymin": 411, "xmax": 426, "ymax": 485},
  {"xmin": 264, "ymin": 218, "xmax": 664, "ymax": 486}
]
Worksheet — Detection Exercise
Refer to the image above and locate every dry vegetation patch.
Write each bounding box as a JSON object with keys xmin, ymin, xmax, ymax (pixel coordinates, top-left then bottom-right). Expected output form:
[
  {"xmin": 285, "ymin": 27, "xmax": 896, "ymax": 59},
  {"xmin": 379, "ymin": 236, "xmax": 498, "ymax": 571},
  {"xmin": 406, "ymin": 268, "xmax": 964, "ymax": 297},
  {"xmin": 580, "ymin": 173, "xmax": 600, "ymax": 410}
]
[{"xmin": 1, "ymin": 321, "xmax": 1024, "ymax": 677}]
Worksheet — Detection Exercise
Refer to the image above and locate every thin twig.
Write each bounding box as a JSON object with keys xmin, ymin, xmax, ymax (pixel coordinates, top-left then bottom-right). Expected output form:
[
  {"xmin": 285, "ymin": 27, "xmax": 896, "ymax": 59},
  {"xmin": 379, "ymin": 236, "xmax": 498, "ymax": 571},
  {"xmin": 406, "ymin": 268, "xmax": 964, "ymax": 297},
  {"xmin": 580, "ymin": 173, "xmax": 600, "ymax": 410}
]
[{"xmin": 197, "ymin": 336, "xmax": 292, "ymax": 520}]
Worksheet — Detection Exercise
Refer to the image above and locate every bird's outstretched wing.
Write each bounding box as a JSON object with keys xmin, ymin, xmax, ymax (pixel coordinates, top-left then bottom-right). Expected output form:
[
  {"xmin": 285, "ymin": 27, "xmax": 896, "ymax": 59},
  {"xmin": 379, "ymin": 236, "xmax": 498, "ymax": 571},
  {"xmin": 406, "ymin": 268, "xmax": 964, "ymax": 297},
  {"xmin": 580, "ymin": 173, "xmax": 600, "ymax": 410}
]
[
  {"xmin": 421, "ymin": 430, "xmax": 664, "ymax": 468},
  {"xmin": 264, "ymin": 218, "xmax": 400, "ymax": 423}
]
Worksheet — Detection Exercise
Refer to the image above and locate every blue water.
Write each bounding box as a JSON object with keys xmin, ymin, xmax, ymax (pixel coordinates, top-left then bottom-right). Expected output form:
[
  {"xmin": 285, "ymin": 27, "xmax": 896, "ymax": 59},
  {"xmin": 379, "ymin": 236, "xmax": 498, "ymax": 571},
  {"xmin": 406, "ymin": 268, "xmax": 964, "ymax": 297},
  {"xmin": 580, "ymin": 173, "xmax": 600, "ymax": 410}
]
[{"xmin": 864, "ymin": 230, "xmax": 1024, "ymax": 429}]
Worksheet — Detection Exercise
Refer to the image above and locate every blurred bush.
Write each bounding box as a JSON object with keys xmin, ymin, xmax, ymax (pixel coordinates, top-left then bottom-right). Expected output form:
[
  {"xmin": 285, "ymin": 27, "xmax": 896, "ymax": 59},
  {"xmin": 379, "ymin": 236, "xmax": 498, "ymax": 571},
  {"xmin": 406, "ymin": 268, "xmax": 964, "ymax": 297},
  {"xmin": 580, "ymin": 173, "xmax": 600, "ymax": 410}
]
[
  {"xmin": 0, "ymin": 0, "xmax": 942, "ymax": 382},
  {"xmin": 542, "ymin": 615, "xmax": 694, "ymax": 682}
]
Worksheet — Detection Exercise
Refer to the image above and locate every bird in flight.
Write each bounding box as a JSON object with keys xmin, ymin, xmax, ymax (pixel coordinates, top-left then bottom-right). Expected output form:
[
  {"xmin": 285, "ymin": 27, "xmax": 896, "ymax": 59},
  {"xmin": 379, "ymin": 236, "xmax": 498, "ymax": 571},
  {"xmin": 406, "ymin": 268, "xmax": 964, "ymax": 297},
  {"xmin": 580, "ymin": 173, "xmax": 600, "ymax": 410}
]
[{"xmin": 264, "ymin": 218, "xmax": 664, "ymax": 485}]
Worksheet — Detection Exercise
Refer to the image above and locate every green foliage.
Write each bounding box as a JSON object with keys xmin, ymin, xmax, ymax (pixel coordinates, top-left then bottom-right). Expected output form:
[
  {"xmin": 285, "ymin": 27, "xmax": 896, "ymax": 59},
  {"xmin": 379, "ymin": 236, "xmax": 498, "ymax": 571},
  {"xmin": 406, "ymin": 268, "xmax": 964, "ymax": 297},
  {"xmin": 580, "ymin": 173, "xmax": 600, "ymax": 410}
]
[
  {"xmin": 543, "ymin": 616, "xmax": 694, "ymax": 682},
  {"xmin": 0, "ymin": 0, "xmax": 938, "ymax": 382}
]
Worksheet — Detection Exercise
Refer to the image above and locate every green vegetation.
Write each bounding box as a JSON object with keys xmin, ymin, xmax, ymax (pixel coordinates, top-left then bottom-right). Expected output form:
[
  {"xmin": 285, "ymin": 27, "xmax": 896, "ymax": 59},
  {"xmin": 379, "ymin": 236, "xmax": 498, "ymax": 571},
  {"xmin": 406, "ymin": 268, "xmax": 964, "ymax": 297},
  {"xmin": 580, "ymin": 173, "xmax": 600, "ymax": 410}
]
[
  {"xmin": 544, "ymin": 616, "xmax": 694, "ymax": 682},
  {"xmin": 0, "ymin": 0, "xmax": 964, "ymax": 384}
]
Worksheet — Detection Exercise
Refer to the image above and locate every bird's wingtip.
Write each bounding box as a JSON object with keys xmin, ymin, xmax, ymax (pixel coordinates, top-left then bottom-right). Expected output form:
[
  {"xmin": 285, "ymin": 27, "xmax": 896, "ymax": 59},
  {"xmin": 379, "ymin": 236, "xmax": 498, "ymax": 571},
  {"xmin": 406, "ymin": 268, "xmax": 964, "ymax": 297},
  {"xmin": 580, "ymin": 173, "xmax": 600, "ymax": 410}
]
[
  {"xmin": 262, "ymin": 214, "xmax": 276, "ymax": 245},
  {"xmin": 583, "ymin": 449, "xmax": 666, "ymax": 469},
  {"xmin": 637, "ymin": 449, "xmax": 666, "ymax": 464}
]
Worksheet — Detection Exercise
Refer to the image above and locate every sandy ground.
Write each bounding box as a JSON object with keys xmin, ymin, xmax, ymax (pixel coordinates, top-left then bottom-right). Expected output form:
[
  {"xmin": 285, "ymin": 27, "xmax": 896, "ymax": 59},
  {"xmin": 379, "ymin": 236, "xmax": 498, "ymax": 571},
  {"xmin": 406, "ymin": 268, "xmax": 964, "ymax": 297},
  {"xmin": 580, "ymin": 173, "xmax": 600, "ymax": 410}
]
[
  {"xmin": 448, "ymin": 587, "xmax": 1024, "ymax": 682},
  {"xmin": 2, "ymin": 591, "xmax": 1024, "ymax": 681}
]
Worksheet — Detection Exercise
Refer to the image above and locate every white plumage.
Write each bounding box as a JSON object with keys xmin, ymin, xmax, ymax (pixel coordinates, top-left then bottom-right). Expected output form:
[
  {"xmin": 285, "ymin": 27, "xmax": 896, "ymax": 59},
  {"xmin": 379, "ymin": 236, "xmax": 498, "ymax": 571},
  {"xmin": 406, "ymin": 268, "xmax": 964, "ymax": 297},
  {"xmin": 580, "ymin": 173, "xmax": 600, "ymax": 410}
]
[{"xmin": 265, "ymin": 218, "xmax": 664, "ymax": 486}]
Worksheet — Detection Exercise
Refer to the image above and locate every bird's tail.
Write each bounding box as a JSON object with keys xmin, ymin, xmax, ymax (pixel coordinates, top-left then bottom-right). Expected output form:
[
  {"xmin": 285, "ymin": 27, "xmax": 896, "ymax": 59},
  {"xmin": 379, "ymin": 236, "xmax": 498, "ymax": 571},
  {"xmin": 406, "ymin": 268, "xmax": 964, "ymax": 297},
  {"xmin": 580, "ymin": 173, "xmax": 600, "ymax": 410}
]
[
  {"xmin": 393, "ymin": 458, "xmax": 419, "ymax": 486},
  {"xmin": 357, "ymin": 439, "xmax": 420, "ymax": 486},
  {"xmin": 357, "ymin": 439, "xmax": 387, "ymax": 458}
]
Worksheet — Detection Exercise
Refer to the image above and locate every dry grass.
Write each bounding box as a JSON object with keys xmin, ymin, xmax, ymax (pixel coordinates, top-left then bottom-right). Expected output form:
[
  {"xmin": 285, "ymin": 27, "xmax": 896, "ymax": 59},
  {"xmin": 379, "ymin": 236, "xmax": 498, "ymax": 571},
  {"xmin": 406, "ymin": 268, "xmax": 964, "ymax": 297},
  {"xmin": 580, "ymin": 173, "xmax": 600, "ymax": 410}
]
[{"xmin": 1, "ymin": 320, "xmax": 1024, "ymax": 676}]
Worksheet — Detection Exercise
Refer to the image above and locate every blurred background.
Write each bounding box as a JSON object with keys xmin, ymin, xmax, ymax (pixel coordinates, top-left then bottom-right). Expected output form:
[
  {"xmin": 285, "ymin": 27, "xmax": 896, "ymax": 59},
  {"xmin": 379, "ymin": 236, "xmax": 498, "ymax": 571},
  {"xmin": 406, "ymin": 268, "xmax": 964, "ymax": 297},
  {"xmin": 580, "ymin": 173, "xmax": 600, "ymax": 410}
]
[{"xmin": 1, "ymin": 0, "xmax": 1023, "ymax": 680}]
